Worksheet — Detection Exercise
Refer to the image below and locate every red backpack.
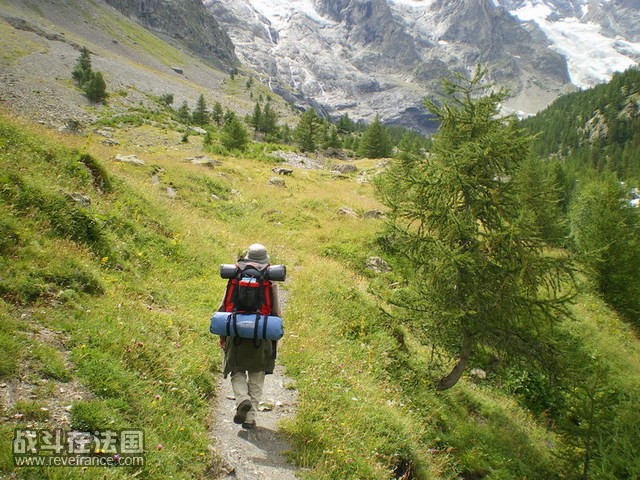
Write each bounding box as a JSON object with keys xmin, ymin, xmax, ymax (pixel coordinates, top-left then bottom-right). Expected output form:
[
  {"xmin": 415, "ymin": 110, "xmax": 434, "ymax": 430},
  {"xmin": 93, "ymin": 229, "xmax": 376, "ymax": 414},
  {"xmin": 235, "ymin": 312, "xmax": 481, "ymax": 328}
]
[{"xmin": 222, "ymin": 262, "xmax": 273, "ymax": 316}]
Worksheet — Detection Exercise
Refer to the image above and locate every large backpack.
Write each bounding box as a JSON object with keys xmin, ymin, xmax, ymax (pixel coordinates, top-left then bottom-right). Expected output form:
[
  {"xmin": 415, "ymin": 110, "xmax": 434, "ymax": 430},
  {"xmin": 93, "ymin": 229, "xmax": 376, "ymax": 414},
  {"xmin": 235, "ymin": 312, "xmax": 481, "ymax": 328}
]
[
  {"xmin": 210, "ymin": 261, "xmax": 285, "ymax": 342},
  {"xmin": 222, "ymin": 262, "xmax": 273, "ymax": 316}
]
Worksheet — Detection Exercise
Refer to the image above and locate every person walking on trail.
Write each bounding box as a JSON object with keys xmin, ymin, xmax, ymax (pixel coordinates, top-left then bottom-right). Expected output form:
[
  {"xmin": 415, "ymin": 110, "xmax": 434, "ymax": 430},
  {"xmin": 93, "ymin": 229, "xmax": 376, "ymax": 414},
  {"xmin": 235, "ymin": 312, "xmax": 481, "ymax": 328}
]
[{"xmin": 217, "ymin": 244, "xmax": 282, "ymax": 430}]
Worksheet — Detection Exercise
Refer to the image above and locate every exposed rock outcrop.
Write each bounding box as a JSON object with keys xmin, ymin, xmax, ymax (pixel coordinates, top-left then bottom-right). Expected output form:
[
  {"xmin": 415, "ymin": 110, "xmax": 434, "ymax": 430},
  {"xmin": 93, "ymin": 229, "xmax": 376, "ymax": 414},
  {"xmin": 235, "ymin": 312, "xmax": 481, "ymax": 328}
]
[
  {"xmin": 207, "ymin": 0, "xmax": 571, "ymax": 132},
  {"xmin": 103, "ymin": 0, "xmax": 236, "ymax": 69}
]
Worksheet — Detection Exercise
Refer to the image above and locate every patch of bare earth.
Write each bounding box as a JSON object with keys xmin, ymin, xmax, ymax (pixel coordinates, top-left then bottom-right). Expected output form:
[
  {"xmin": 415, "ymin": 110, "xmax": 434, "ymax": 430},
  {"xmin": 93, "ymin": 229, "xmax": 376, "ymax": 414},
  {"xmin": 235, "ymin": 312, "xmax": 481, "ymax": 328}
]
[{"xmin": 210, "ymin": 365, "xmax": 298, "ymax": 479}]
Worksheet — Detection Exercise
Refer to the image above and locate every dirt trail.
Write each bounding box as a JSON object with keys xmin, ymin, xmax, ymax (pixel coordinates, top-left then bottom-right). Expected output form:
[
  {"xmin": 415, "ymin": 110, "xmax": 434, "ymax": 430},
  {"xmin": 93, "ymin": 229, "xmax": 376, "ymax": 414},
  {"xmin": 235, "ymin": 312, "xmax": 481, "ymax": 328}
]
[
  {"xmin": 211, "ymin": 365, "xmax": 298, "ymax": 479},
  {"xmin": 210, "ymin": 288, "xmax": 299, "ymax": 479}
]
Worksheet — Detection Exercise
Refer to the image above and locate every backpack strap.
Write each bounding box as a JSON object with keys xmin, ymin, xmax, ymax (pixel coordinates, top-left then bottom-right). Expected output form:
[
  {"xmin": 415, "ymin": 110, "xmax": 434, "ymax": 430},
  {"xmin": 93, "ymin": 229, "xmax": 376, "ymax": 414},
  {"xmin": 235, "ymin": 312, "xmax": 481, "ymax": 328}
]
[
  {"xmin": 253, "ymin": 312, "xmax": 262, "ymax": 348},
  {"xmin": 225, "ymin": 312, "xmax": 238, "ymax": 337},
  {"xmin": 262, "ymin": 315, "xmax": 269, "ymax": 340},
  {"xmin": 225, "ymin": 313, "xmax": 232, "ymax": 337},
  {"xmin": 223, "ymin": 279, "xmax": 237, "ymax": 312},
  {"xmin": 224, "ymin": 312, "xmax": 244, "ymax": 346}
]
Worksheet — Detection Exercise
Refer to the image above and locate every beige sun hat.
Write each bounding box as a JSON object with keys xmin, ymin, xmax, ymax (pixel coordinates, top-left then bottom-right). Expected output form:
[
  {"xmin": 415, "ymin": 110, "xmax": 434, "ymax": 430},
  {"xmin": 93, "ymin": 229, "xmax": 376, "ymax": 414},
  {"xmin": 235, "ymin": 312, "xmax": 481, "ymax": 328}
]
[{"xmin": 244, "ymin": 243, "xmax": 269, "ymax": 263}]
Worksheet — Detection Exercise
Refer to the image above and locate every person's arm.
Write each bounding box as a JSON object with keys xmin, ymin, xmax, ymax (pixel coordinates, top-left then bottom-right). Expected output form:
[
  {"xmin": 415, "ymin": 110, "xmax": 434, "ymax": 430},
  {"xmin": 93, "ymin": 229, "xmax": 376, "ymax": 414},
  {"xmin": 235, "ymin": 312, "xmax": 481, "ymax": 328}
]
[
  {"xmin": 271, "ymin": 284, "xmax": 282, "ymax": 317},
  {"xmin": 217, "ymin": 292, "xmax": 226, "ymax": 349},
  {"xmin": 270, "ymin": 283, "xmax": 282, "ymax": 358}
]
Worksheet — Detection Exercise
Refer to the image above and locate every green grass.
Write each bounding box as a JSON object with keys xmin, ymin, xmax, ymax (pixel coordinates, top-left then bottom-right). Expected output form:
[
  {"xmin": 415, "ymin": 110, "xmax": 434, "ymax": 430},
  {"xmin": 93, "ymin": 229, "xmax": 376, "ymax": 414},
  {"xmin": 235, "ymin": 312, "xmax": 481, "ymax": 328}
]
[
  {"xmin": 0, "ymin": 114, "xmax": 222, "ymax": 478},
  {"xmin": 11, "ymin": 400, "xmax": 51, "ymax": 422},
  {"xmin": 0, "ymin": 315, "xmax": 24, "ymax": 379},
  {"xmin": 0, "ymin": 20, "xmax": 44, "ymax": 64},
  {"xmin": 1, "ymin": 108, "xmax": 639, "ymax": 480}
]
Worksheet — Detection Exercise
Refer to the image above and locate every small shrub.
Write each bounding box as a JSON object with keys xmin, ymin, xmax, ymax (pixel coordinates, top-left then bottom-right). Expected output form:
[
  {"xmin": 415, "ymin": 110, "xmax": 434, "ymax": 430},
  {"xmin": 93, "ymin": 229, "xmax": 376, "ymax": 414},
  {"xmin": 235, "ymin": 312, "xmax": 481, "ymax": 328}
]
[{"xmin": 158, "ymin": 93, "xmax": 174, "ymax": 107}]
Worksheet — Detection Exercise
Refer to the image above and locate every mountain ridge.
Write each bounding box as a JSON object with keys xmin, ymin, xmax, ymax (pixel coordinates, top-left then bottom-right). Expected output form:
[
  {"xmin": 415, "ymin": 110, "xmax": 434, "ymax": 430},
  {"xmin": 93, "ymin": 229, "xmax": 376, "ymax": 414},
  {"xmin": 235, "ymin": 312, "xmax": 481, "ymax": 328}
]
[
  {"xmin": 207, "ymin": 0, "xmax": 640, "ymax": 130},
  {"xmin": 207, "ymin": 0, "xmax": 573, "ymax": 130}
]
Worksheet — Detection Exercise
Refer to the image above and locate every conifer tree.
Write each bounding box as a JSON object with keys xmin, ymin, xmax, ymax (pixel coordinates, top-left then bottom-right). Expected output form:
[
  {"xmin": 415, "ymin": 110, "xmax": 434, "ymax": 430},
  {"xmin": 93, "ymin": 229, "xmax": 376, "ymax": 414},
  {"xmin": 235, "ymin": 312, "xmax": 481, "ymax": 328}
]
[
  {"xmin": 176, "ymin": 101, "xmax": 191, "ymax": 124},
  {"xmin": 158, "ymin": 93, "xmax": 174, "ymax": 107},
  {"xmin": 375, "ymin": 66, "xmax": 574, "ymax": 390},
  {"xmin": 223, "ymin": 108, "xmax": 236, "ymax": 126},
  {"xmin": 569, "ymin": 178, "xmax": 640, "ymax": 324},
  {"xmin": 192, "ymin": 94, "xmax": 209, "ymax": 126},
  {"xmin": 72, "ymin": 47, "xmax": 93, "ymax": 86},
  {"xmin": 337, "ymin": 113, "xmax": 355, "ymax": 134},
  {"xmin": 513, "ymin": 158, "xmax": 568, "ymax": 246},
  {"xmin": 211, "ymin": 102, "xmax": 224, "ymax": 127},
  {"xmin": 260, "ymin": 102, "xmax": 278, "ymax": 137},
  {"xmin": 221, "ymin": 114, "xmax": 249, "ymax": 151},
  {"xmin": 72, "ymin": 47, "xmax": 107, "ymax": 103},
  {"xmin": 295, "ymin": 108, "xmax": 322, "ymax": 152},
  {"xmin": 279, "ymin": 124, "xmax": 292, "ymax": 144},
  {"xmin": 250, "ymin": 102, "xmax": 262, "ymax": 134},
  {"xmin": 359, "ymin": 115, "xmax": 392, "ymax": 158},
  {"xmin": 84, "ymin": 71, "xmax": 107, "ymax": 103},
  {"xmin": 323, "ymin": 125, "xmax": 342, "ymax": 149}
]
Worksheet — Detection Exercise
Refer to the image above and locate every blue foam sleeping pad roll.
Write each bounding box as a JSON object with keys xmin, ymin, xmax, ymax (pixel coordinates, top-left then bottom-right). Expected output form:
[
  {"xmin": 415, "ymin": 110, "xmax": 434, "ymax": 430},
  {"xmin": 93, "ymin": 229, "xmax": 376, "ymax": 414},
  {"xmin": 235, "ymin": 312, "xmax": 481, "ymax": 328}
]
[{"xmin": 210, "ymin": 312, "xmax": 284, "ymax": 340}]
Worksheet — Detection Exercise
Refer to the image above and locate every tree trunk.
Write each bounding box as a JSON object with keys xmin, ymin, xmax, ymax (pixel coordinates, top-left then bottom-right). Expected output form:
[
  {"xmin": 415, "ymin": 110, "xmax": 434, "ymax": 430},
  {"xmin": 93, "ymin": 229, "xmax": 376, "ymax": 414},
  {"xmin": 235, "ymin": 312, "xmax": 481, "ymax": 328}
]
[{"xmin": 436, "ymin": 332, "xmax": 473, "ymax": 391}]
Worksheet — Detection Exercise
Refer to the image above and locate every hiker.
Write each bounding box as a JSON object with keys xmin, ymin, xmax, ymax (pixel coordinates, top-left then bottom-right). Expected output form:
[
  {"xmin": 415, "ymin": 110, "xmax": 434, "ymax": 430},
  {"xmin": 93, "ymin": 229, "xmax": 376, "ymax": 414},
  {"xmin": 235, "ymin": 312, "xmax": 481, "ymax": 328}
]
[{"xmin": 217, "ymin": 243, "xmax": 282, "ymax": 430}]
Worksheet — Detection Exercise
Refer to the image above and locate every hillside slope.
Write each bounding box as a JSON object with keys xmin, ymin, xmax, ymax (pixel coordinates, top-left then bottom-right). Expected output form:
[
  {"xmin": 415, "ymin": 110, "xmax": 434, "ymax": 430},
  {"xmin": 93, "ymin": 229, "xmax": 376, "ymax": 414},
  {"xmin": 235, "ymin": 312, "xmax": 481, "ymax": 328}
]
[
  {"xmin": 0, "ymin": 0, "xmax": 293, "ymax": 132},
  {"xmin": 2, "ymin": 106, "xmax": 639, "ymax": 479},
  {"xmin": 524, "ymin": 67, "xmax": 640, "ymax": 181}
]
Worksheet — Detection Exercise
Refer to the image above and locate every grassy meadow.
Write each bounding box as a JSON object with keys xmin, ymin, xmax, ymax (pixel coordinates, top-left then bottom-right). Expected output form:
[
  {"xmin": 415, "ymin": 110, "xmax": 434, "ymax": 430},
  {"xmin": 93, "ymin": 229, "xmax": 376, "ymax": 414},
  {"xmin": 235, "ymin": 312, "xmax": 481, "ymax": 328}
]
[{"xmin": 1, "ymin": 105, "xmax": 639, "ymax": 480}]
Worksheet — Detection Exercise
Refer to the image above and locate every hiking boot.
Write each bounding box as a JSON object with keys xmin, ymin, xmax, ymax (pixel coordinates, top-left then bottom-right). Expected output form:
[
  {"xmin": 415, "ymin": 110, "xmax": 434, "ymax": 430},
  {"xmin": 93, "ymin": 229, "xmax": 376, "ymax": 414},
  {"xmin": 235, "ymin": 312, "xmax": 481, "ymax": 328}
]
[
  {"xmin": 241, "ymin": 421, "xmax": 256, "ymax": 430},
  {"xmin": 233, "ymin": 400, "xmax": 252, "ymax": 425}
]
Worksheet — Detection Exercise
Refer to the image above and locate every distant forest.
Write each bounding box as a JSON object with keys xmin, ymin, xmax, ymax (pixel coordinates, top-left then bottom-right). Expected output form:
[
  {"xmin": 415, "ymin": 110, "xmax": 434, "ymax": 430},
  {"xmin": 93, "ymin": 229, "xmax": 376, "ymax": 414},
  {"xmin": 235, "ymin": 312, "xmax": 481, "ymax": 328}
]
[{"xmin": 523, "ymin": 68, "xmax": 640, "ymax": 182}]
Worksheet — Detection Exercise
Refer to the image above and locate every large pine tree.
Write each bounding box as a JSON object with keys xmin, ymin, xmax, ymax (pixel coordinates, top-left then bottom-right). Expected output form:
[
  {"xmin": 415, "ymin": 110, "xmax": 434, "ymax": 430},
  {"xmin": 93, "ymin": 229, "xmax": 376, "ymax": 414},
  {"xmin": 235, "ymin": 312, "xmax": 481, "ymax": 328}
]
[
  {"xmin": 375, "ymin": 67, "xmax": 574, "ymax": 389},
  {"xmin": 295, "ymin": 109, "xmax": 322, "ymax": 152},
  {"xmin": 221, "ymin": 114, "xmax": 249, "ymax": 151},
  {"xmin": 359, "ymin": 115, "xmax": 391, "ymax": 158},
  {"xmin": 192, "ymin": 94, "xmax": 209, "ymax": 126}
]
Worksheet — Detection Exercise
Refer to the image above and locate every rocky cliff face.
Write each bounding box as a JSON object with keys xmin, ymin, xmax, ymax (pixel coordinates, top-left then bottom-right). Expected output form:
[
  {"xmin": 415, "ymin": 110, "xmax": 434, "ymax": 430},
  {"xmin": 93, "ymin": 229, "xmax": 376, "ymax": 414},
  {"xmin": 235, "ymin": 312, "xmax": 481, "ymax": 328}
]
[
  {"xmin": 205, "ymin": 0, "xmax": 571, "ymax": 132},
  {"xmin": 588, "ymin": 0, "xmax": 640, "ymax": 41},
  {"xmin": 104, "ymin": 0, "xmax": 236, "ymax": 69}
]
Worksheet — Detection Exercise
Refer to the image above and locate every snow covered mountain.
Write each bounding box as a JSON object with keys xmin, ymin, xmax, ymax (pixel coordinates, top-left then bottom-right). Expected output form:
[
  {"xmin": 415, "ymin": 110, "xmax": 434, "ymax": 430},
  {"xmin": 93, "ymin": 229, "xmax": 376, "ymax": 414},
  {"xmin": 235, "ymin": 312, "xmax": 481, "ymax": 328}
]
[
  {"xmin": 499, "ymin": 0, "xmax": 640, "ymax": 88},
  {"xmin": 205, "ymin": 0, "xmax": 640, "ymax": 131}
]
